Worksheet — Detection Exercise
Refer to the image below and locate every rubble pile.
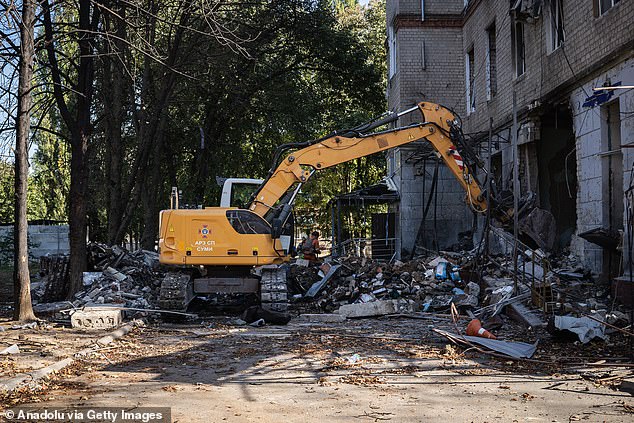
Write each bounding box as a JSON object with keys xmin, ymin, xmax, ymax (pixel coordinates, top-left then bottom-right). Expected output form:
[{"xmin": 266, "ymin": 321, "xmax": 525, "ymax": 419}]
[
  {"xmin": 36, "ymin": 243, "xmax": 164, "ymax": 309},
  {"xmin": 290, "ymin": 244, "xmax": 631, "ymax": 339},
  {"xmin": 289, "ymin": 254, "xmax": 482, "ymax": 314}
]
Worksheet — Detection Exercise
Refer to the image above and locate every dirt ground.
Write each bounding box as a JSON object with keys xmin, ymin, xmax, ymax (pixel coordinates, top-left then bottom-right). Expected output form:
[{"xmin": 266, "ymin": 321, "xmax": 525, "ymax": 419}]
[{"xmin": 2, "ymin": 316, "xmax": 634, "ymax": 423}]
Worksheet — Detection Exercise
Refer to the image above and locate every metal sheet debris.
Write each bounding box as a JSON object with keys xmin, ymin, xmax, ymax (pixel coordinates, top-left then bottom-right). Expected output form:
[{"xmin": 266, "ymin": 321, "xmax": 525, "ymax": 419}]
[{"xmin": 434, "ymin": 329, "xmax": 538, "ymax": 358}]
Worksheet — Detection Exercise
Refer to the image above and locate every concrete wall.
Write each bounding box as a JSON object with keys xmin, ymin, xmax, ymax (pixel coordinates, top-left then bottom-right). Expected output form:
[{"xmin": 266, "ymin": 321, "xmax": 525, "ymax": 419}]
[
  {"xmin": 569, "ymin": 58, "xmax": 634, "ymax": 271},
  {"xmin": 0, "ymin": 224, "xmax": 70, "ymax": 259}
]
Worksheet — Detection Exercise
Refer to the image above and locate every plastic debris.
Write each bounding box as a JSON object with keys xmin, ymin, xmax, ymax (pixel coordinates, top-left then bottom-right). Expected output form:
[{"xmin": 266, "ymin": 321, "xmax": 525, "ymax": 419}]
[{"xmin": 553, "ymin": 315, "xmax": 606, "ymax": 343}]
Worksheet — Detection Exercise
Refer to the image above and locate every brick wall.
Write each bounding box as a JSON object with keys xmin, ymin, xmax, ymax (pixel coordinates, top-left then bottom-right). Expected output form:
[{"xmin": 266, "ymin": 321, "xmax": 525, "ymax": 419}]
[
  {"xmin": 388, "ymin": 0, "xmax": 634, "ymax": 272},
  {"xmin": 387, "ymin": 0, "xmax": 474, "ymax": 256},
  {"xmin": 462, "ymin": 0, "xmax": 634, "ymax": 134}
]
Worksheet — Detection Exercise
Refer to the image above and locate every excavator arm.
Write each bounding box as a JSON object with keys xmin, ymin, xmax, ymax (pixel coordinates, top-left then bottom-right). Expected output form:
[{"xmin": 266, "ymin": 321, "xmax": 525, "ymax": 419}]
[{"xmin": 249, "ymin": 102, "xmax": 487, "ymax": 225}]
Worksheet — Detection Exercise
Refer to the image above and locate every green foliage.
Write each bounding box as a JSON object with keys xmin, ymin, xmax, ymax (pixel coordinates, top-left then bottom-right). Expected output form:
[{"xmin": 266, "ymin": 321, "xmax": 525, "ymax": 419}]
[
  {"xmin": 0, "ymin": 160, "xmax": 59, "ymax": 223},
  {"xmin": 30, "ymin": 116, "xmax": 71, "ymax": 221},
  {"xmin": 0, "ymin": 162, "xmax": 13, "ymax": 223},
  {"xmin": 12, "ymin": 0, "xmax": 388, "ymax": 243}
]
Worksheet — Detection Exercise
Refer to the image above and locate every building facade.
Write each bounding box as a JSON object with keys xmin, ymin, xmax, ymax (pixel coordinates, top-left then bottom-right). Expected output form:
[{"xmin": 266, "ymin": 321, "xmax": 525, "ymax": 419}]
[{"xmin": 386, "ymin": 0, "xmax": 634, "ymax": 276}]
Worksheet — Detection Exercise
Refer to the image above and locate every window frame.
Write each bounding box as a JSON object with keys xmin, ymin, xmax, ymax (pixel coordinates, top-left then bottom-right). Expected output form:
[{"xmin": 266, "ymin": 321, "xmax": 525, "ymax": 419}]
[
  {"xmin": 465, "ymin": 47, "xmax": 476, "ymax": 114},
  {"xmin": 597, "ymin": 0, "xmax": 621, "ymax": 16},
  {"xmin": 226, "ymin": 210, "xmax": 271, "ymax": 235},
  {"xmin": 486, "ymin": 22, "xmax": 497, "ymax": 100},
  {"xmin": 548, "ymin": 0, "xmax": 565, "ymax": 52},
  {"xmin": 388, "ymin": 24, "xmax": 397, "ymax": 79},
  {"xmin": 511, "ymin": 20, "xmax": 526, "ymax": 78}
]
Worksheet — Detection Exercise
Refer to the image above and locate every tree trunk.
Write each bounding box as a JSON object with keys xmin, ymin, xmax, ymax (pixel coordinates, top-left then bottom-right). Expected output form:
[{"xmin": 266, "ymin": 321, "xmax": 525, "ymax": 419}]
[
  {"xmin": 67, "ymin": 131, "xmax": 89, "ymax": 296},
  {"xmin": 13, "ymin": 0, "xmax": 36, "ymax": 322},
  {"xmin": 104, "ymin": 4, "xmax": 127, "ymax": 245},
  {"xmin": 42, "ymin": 0, "xmax": 99, "ymax": 297},
  {"xmin": 140, "ymin": 108, "xmax": 170, "ymax": 250}
]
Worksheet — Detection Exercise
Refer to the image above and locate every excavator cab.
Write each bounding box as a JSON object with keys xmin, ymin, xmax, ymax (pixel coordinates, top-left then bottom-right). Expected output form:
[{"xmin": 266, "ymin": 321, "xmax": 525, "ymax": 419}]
[{"xmin": 219, "ymin": 178, "xmax": 263, "ymax": 208}]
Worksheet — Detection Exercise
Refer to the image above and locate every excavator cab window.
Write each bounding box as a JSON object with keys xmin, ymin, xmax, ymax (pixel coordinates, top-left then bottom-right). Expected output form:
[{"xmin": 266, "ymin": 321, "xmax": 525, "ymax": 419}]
[
  {"xmin": 226, "ymin": 210, "xmax": 271, "ymax": 234},
  {"xmin": 230, "ymin": 183, "xmax": 259, "ymax": 209}
]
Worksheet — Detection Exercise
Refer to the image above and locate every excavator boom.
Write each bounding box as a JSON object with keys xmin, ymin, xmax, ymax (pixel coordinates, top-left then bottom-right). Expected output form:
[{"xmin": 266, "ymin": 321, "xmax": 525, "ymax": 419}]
[
  {"xmin": 159, "ymin": 103, "xmax": 488, "ymax": 267},
  {"xmin": 249, "ymin": 102, "xmax": 486, "ymax": 224}
]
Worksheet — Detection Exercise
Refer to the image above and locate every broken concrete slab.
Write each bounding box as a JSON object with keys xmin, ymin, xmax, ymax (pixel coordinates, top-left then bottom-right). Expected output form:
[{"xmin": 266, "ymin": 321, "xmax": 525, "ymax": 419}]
[
  {"xmin": 305, "ymin": 264, "xmax": 342, "ymax": 298},
  {"xmin": 103, "ymin": 266, "xmax": 127, "ymax": 282},
  {"xmin": 337, "ymin": 299, "xmax": 413, "ymax": 318},
  {"xmin": 505, "ymin": 301, "xmax": 546, "ymax": 328},
  {"xmin": 82, "ymin": 272, "xmax": 102, "ymax": 286},
  {"xmin": 70, "ymin": 308, "xmax": 123, "ymax": 329},
  {"xmin": 482, "ymin": 277, "xmax": 545, "ymax": 328}
]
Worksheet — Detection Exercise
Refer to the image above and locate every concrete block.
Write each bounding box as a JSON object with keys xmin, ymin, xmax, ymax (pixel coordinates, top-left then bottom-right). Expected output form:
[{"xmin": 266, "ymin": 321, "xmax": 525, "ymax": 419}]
[
  {"xmin": 71, "ymin": 308, "xmax": 123, "ymax": 329},
  {"xmin": 296, "ymin": 314, "xmax": 346, "ymax": 323},
  {"xmin": 337, "ymin": 299, "xmax": 413, "ymax": 318}
]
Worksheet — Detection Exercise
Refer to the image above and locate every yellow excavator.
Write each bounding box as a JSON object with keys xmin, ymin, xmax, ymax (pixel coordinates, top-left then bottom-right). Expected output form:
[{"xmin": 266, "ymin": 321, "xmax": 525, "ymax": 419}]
[{"xmin": 157, "ymin": 102, "xmax": 494, "ymax": 312}]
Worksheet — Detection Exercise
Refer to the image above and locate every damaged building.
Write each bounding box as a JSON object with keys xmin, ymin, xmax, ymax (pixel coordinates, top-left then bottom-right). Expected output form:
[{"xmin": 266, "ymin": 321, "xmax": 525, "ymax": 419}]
[{"xmin": 386, "ymin": 0, "xmax": 634, "ymax": 277}]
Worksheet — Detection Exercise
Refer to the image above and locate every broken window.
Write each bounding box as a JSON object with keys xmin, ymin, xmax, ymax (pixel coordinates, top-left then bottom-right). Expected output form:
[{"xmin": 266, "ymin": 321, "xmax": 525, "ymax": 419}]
[
  {"xmin": 548, "ymin": 0, "xmax": 565, "ymax": 52},
  {"xmin": 597, "ymin": 0, "xmax": 621, "ymax": 16},
  {"xmin": 511, "ymin": 21, "xmax": 526, "ymax": 78},
  {"xmin": 600, "ymin": 101, "xmax": 623, "ymax": 232},
  {"xmin": 486, "ymin": 23, "xmax": 497, "ymax": 100},
  {"xmin": 466, "ymin": 47, "xmax": 476, "ymax": 114},
  {"xmin": 388, "ymin": 25, "xmax": 397, "ymax": 79}
]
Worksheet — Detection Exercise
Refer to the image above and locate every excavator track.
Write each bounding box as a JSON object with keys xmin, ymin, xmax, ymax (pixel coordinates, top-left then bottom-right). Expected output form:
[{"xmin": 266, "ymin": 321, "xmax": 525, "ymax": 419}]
[
  {"xmin": 260, "ymin": 267, "xmax": 289, "ymax": 313},
  {"xmin": 158, "ymin": 272, "xmax": 194, "ymax": 311}
]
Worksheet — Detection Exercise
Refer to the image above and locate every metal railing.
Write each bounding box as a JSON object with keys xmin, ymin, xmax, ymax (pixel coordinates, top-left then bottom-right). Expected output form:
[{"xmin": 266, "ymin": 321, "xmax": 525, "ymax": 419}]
[
  {"xmin": 488, "ymin": 226, "xmax": 554, "ymax": 312},
  {"xmin": 334, "ymin": 237, "xmax": 398, "ymax": 261}
]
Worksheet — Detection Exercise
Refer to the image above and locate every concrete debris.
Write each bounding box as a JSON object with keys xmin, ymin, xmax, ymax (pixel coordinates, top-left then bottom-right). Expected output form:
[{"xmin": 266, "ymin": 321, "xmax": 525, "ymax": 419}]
[
  {"xmin": 70, "ymin": 307, "xmax": 124, "ymax": 329},
  {"xmin": 337, "ymin": 299, "xmax": 414, "ymax": 318},
  {"xmin": 83, "ymin": 272, "xmax": 101, "ymax": 286},
  {"xmin": 0, "ymin": 344, "xmax": 20, "ymax": 355},
  {"xmin": 10, "ymin": 322, "xmax": 37, "ymax": 330},
  {"xmin": 36, "ymin": 243, "xmax": 164, "ymax": 311},
  {"xmin": 290, "ymin": 254, "xmax": 477, "ymax": 315}
]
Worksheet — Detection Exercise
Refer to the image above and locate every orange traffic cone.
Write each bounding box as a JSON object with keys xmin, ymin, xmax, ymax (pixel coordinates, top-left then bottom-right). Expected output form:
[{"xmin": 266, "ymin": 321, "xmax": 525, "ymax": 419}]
[{"xmin": 466, "ymin": 319, "xmax": 496, "ymax": 339}]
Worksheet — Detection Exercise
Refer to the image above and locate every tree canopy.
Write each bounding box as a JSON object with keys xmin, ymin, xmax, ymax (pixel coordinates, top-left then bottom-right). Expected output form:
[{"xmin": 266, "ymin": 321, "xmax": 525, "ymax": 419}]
[{"xmin": 1, "ymin": 0, "xmax": 387, "ymax": 256}]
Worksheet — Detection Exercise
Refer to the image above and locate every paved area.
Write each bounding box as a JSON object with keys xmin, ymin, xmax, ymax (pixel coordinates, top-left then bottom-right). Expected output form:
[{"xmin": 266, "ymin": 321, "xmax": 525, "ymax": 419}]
[{"xmin": 2, "ymin": 318, "xmax": 633, "ymax": 422}]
